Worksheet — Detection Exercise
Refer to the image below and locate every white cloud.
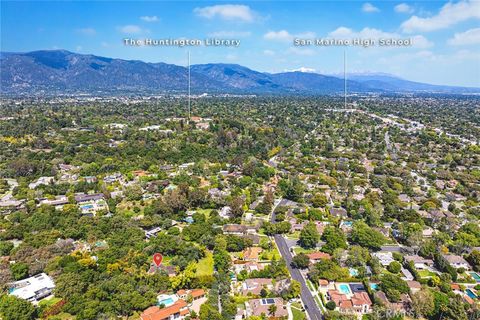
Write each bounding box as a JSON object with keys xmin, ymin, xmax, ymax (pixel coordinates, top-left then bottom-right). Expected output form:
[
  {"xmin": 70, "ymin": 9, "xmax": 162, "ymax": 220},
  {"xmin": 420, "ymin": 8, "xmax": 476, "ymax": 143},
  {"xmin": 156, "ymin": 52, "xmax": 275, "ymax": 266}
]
[
  {"xmin": 362, "ymin": 3, "xmax": 380, "ymax": 13},
  {"xmin": 411, "ymin": 35, "xmax": 434, "ymax": 48},
  {"xmin": 76, "ymin": 27, "xmax": 96, "ymax": 36},
  {"xmin": 448, "ymin": 28, "xmax": 480, "ymax": 45},
  {"xmin": 453, "ymin": 49, "xmax": 479, "ymax": 60},
  {"xmin": 264, "ymin": 30, "xmax": 316, "ymax": 42},
  {"xmin": 140, "ymin": 16, "xmax": 159, "ymax": 22},
  {"xmin": 401, "ymin": 0, "xmax": 480, "ymax": 33},
  {"xmin": 194, "ymin": 4, "xmax": 256, "ymax": 22},
  {"xmin": 394, "ymin": 3, "xmax": 413, "ymax": 14},
  {"xmin": 284, "ymin": 67, "xmax": 316, "ymax": 73},
  {"xmin": 263, "ymin": 49, "xmax": 275, "ymax": 56},
  {"xmin": 225, "ymin": 53, "xmax": 238, "ymax": 61},
  {"xmin": 264, "ymin": 30, "xmax": 292, "ymax": 41},
  {"xmin": 118, "ymin": 25, "xmax": 144, "ymax": 34},
  {"xmin": 208, "ymin": 31, "xmax": 251, "ymax": 37},
  {"xmin": 288, "ymin": 47, "xmax": 315, "ymax": 56},
  {"xmin": 329, "ymin": 26, "xmax": 433, "ymax": 48}
]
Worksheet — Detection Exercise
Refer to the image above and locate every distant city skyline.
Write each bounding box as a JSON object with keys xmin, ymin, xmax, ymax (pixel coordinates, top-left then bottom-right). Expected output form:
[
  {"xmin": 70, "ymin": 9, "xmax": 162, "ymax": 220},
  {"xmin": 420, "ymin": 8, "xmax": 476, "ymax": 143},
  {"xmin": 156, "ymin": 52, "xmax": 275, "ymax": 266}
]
[{"xmin": 1, "ymin": 1, "xmax": 479, "ymax": 87}]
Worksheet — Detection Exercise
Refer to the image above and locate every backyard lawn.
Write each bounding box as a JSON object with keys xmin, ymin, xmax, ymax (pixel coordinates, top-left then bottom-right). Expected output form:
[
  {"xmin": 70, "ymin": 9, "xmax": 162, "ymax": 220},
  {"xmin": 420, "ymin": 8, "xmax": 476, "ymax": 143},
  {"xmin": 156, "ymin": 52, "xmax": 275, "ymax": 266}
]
[
  {"xmin": 418, "ymin": 270, "xmax": 437, "ymax": 278},
  {"xmin": 291, "ymin": 302, "xmax": 306, "ymax": 320},
  {"xmin": 196, "ymin": 251, "xmax": 214, "ymax": 276}
]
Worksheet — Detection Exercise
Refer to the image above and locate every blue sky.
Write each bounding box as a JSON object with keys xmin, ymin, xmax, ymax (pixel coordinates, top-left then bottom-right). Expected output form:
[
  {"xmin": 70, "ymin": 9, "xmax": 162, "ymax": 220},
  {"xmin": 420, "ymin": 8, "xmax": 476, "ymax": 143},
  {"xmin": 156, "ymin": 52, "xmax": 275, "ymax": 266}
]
[{"xmin": 1, "ymin": 1, "xmax": 479, "ymax": 86}]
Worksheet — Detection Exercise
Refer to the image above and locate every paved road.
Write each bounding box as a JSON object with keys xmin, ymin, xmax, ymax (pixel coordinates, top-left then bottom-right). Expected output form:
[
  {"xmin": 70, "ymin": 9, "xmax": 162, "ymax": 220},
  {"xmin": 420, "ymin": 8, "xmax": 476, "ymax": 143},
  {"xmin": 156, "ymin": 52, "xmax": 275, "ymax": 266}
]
[
  {"xmin": 274, "ymin": 234, "xmax": 323, "ymax": 320},
  {"xmin": 270, "ymin": 201, "xmax": 323, "ymax": 320}
]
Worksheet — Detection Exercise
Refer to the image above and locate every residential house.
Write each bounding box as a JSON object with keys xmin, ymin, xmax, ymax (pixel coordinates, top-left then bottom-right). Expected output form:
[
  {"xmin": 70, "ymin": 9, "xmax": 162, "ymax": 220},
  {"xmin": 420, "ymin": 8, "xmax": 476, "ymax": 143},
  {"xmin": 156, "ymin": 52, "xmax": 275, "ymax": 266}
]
[
  {"xmin": 307, "ymin": 252, "xmax": 332, "ymax": 265},
  {"xmin": 330, "ymin": 207, "xmax": 348, "ymax": 219},
  {"xmin": 28, "ymin": 177, "xmax": 54, "ymax": 189},
  {"xmin": 38, "ymin": 195, "xmax": 69, "ymax": 209},
  {"xmin": 145, "ymin": 227, "xmax": 162, "ymax": 239},
  {"xmin": 374, "ymin": 291, "xmax": 411, "ymax": 313},
  {"xmin": 404, "ymin": 255, "xmax": 434, "ymax": 270},
  {"xmin": 9, "ymin": 273, "xmax": 55, "ymax": 304},
  {"xmin": 140, "ymin": 299, "xmax": 189, "ymax": 320},
  {"xmin": 240, "ymin": 278, "xmax": 273, "ymax": 296},
  {"xmin": 442, "ymin": 254, "xmax": 471, "ymax": 270},
  {"xmin": 406, "ymin": 280, "xmax": 422, "ymax": 294},
  {"xmin": 372, "ymin": 252, "xmax": 395, "ymax": 267},
  {"xmin": 245, "ymin": 298, "xmax": 288, "ymax": 318},
  {"xmin": 176, "ymin": 289, "xmax": 206, "ymax": 302},
  {"xmin": 243, "ymin": 247, "xmax": 263, "ymax": 262},
  {"xmin": 327, "ymin": 290, "xmax": 372, "ymax": 315}
]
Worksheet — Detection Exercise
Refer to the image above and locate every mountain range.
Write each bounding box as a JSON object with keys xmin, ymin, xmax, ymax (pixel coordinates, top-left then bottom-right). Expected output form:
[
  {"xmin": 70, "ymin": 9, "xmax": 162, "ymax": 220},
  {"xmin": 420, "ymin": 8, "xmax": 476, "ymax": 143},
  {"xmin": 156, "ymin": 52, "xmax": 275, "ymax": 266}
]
[{"xmin": 1, "ymin": 50, "xmax": 478, "ymax": 95}]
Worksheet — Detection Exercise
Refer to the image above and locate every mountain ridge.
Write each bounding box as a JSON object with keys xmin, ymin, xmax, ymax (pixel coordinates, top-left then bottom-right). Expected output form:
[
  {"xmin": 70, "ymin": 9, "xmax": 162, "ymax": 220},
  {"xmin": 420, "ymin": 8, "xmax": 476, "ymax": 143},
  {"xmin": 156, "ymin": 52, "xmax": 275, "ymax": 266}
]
[{"xmin": 1, "ymin": 50, "xmax": 478, "ymax": 95}]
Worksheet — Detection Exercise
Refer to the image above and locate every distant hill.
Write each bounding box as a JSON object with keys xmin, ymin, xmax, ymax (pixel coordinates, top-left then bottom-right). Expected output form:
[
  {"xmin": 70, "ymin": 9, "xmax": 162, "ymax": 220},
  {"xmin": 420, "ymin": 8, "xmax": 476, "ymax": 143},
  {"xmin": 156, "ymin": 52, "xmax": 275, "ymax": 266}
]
[{"xmin": 1, "ymin": 50, "xmax": 478, "ymax": 95}]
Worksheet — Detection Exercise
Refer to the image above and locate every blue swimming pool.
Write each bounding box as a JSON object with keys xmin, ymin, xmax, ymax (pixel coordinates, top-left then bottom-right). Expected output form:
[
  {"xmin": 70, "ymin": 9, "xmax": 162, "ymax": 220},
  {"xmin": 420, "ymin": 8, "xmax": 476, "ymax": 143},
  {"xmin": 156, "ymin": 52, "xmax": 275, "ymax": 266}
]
[
  {"xmin": 158, "ymin": 297, "xmax": 175, "ymax": 306},
  {"xmin": 349, "ymin": 268, "xmax": 359, "ymax": 277},
  {"xmin": 469, "ymin": 272, "xmax": 480, "ymax": 282},
  {"xmin": 81, "ymin": 204, "xmax": 94, "ymax": 209},
  {"xmin": 466, "ymin": 289, "xmax": 477, "ymax": 299},
  {"xmin": 338, "ymin": 284, "xmax": 352, "ymax": 295},
  {"xmin": 370, "ymin": 283, "xmax": 379, "ymax": 290}
]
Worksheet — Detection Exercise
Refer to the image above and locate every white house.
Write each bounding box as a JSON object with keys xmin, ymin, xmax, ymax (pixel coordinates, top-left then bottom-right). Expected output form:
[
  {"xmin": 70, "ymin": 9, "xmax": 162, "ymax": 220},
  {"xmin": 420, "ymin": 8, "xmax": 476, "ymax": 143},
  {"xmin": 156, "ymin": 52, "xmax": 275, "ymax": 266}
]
[
  {"xmin": 9, "ymin": 273, "xmax": 55, "ymax": 304},
  {"xmin": 442, "ymin": 254, "xmax": 471, "ymax": 270},
  {"xmin": 372, "ymin": 252, "xmax": 395, "ymax": 267}
]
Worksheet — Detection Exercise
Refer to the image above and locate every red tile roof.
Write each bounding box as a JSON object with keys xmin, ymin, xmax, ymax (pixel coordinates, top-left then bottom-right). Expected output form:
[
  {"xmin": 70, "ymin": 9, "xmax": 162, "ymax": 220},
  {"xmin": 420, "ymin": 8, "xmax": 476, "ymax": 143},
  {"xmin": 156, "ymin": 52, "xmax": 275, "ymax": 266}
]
[
  {"xmin": 140, "ymin": 300, "xmax": 188, "ymax": 320},
  {"xmin": 307, "ymin": 252, "xmax": 331, "ymax": 260}
]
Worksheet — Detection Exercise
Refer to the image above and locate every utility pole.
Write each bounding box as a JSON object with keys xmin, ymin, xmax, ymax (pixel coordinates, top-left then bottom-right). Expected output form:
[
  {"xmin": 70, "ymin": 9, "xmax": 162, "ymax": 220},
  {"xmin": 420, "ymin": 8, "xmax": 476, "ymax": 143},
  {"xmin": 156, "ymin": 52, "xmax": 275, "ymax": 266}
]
[
  {"xmin": 188, "ymin": 51, "xmax": 191, "ymax": 121},
  {"xmin": 344, "ymin": 50, "xmax": 347, "ymax": 108}
]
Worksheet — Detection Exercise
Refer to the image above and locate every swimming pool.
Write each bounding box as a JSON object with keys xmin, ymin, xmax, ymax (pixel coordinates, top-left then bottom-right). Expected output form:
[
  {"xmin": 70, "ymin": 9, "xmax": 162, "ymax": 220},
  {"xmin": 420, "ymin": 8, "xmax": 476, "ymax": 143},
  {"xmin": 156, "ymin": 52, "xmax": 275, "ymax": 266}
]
[
  {"xmin": 469, "ymin": 272, "xmax": 480, "ymax": 282},
  {"xmin": 159, "ymin": 297, "xmax": 174, "ymax": 306},
  {"xmin": 338, "ymin": 284, "xmax": 352, "ymax": 295},
  {"xmin": 370, "ymin": 283, "xmax": 379, "ymax": 290},
  {"xmin": 157, "ymin": 294, "xmax": 177, "ymax": 307},
  {"xmin": 466, "ymin": 289, "xmax": 477, "ymax": 299},
  {"xmin": 349, "ymin": 268, "xmax": 359, "ymax": 277},
  {"xmin": 81, "ymin": 204, "xmax": 94, "ymax": 209}
]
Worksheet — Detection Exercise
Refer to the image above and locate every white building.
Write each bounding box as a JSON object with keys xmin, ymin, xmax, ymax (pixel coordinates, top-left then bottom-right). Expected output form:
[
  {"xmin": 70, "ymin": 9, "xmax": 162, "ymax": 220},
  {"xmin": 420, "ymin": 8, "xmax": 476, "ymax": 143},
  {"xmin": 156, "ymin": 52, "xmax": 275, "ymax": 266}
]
[
  {"xmin": 28, "ymin": 177, "xmax": 55, "ymax": 189},
  {"xmin": 372, "ymin": 252, "xmax": 395, "ymax": 267},
  {"xmin": 9, "ymin": 273, "xmax": 55, "ymax": 304}
]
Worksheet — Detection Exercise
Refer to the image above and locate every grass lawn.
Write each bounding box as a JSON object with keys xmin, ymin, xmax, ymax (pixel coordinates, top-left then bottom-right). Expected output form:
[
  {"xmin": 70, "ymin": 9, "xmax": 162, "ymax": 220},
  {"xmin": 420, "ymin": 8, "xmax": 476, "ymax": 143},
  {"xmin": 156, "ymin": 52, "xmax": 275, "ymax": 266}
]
[
  {"xmin": 291, "ymin": 305, "xmax": 306, "ymax": 320},
  {"xmin": 293, "ymin": 247, "xmax": 315, "ymax": 255},
  {"xmin": 38, "ymin": 297, "xmax": 62, "ymax": 308},
  {"xmin": 418, "ymin": 270, "xmax": 437, "ymax": 278},
  {"xmin": 260, "ymin": 248, "xmax": 281, "ymax": 261},
  {"xmin": 196, "ymin": 251, "xmax": 214, "ymax": 277},
  {"xmin": 197, "ymin": 208, "xmax": 212, "ymax": 219},
  {"xmin": 307, "ymin": 280, "xmax": 316, "ymax": 291},
  {"xmin": 161, "ymin": 256, "xmax": 173, "ymax": 266},
  {"xmin": 288, "ymin": 231, "xmax": 301, "ymax": 239}
]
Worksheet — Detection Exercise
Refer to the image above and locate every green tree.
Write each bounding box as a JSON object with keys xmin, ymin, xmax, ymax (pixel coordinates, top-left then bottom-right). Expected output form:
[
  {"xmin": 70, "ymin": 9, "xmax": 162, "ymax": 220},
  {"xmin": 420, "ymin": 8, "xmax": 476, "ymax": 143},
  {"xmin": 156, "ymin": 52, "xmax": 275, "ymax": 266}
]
[
  {"xmin": 0, "ymin": 294, "xmax": 36, "ymax": 320},
  {"xmin": 325, "ymin": 301, "xmax": 336, "ymax": 311},
  {"xmin": 379, "ymin": 274, "xmax": 409, "ymax": 302},
  {"xmin": 321, "ymin": 226, "xmax": 347, "ymax": 254},
  {"xmin": 299, "ymin": 222, "xmax": 320, "ymax": 249},
  {"xmin": 291, "ymin": 253, "xmax": 310, "ymax": 269},
  {"xmin": 387, "ymin": 261, "xmax": 402, "ymax": 274},
  {"xmin": 10, "ymin": 263, "xmax": 28, "ymax": 280},
  {"xmin": 411, "ymin": 289, "xmax": 435, "ymax": 318},
  {"xmin": 311, "ymin": 193, "xmax": 328, "ymax": 208},
  {"xmin": 350, "ymin": 221, "xmax": 385, "ymax": 250},
  {"xmin": 0, "ymin": 241, "xmax": 14, "ymax": 256}
]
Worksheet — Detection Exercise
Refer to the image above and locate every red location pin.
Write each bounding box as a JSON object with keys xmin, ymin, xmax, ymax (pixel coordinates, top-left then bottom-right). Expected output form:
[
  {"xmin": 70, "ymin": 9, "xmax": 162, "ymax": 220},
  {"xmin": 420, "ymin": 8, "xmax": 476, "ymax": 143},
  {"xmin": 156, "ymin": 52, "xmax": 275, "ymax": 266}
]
[{"xmin": 153, "ymin": 253, "xmax": 163, "ymax": 267}]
